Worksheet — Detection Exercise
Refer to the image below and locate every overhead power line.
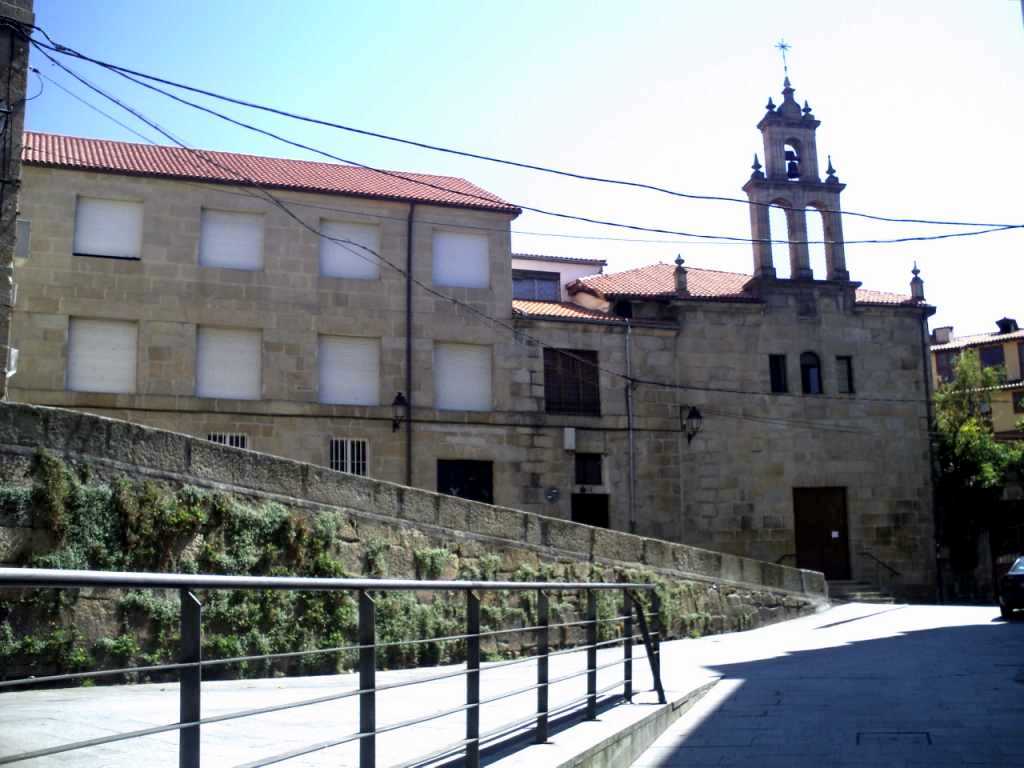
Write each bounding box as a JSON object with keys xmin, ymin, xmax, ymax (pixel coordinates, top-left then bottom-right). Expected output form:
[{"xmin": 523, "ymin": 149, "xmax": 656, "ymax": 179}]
[
  {"xmin": 20, "ymin": 20, "xmax": 1023, "ymax": 232},
  {"xmin": 13, "ymin": 22, "xmax": 1024, "ymax": 248},
  {"xmin": 25, "ymin": 39, "xmax": 937, "ymax": 438}
]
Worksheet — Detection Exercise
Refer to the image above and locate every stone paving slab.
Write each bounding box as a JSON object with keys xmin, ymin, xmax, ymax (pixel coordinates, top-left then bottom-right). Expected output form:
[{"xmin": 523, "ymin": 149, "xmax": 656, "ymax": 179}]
[{"xmin": 631, "ymin": 604, "xmax": 1024, "ymax": 768}]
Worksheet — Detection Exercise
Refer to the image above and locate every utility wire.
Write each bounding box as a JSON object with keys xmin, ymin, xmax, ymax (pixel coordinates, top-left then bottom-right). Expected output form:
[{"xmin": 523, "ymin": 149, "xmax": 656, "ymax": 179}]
[
  {"xmin": 27, "ymin": 42, "xmax": 935, "ymax": 430},
  {"xmin": 19, "ymin": 19, "xmax": 1023, "ymax": 231},
  {"xmin": 14, "ymin": 24, "xmax": 1023, "ymax": 248}
]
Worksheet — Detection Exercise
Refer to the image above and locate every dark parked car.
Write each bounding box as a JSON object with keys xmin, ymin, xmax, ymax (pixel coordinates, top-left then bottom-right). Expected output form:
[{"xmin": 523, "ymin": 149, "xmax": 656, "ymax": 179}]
[{"xmin": 999, "ymin": 556, "xmax": 1024, "ymax": 619}]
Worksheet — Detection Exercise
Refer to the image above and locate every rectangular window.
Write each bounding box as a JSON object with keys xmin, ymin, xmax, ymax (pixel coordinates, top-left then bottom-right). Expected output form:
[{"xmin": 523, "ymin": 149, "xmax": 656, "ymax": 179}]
[
  {"xmin": 512, "ymin": 269, "xmax": 560, "ymax": 301},
  {"xmin": 319, "ymin": 336, "xmax": 380, "ymax": 405},
  {"xmin": 434, "ymin": 343, "xmax": 492, "ymax": 411},
  {"xmin": 320, "ymin": 220, "xmax": 381, "ymax": 280},
  {"xmin": 836, "ymin": 356, "xmax": 855, "ymax": 394},
  {"xmin": 544, "ymin": 348, "xmax": 600, "ymax": 416},
  {"xmin": 432, "ymin": 231, "xmax": 489, "ymax": 288},
  {"xmin": 575, "ymin": 453, "xmax": 603, "ymax": 485},
  {"xmin": 14, "ymin": 219, "xmax": 30, "ymax": 261},
  {"xmin": 980, "ymin": 345, "xmax": 1005, "ymax": 370},
  {"xmin": 1013, "ymin": 390, "xmax": 1024, "ymax": 415},
  {"xmin": 199, "ymin": 209, "xmax": 264, "ymax": 270},
  {"xmin": 207, "ymin": 432, "xmax": 248, "ymax": 450},
  {"xmin": 437, "ymin": 459, "xmax": 493, "ymax": 504},
  {"xmin": 935, "ymin": 350, "xmax": 955, "ymax": 382},
  {"xmin": 196, "ymin": 327, "xmax": 261, "ymax": 400},
  {"xmin": 329, "ymin": 438, "xmax": 369, "ymax": 476},
  {"xmin": 1018, "ymin": 343, "xmax": 1024, "ymax": 380},
  {"xmin": 73, "ymin": 197, "xmax": 143, "ymax": 259},
  {"xmin": 769, "ymin": 354, "xmax": 788, "ymax": 393},
  {"xmin": 67, "ymin": 318, "xmax": 138, "ymax": 394}
]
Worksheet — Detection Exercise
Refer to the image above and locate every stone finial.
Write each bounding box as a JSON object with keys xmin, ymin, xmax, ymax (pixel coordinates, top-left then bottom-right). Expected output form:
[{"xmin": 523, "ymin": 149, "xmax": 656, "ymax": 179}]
[
  {"xmin": 825, "ymin": 155, "xmax": 839, "ymax": 184},
  {"xmin": 675, "ymin": 254, "xmax": 688, "ymax": 296},
  {"xmin": 802, "ymin": 100, "xmax": 812, "ymax": 116},
  {"xmin": 765, "ymin": 97, "xmax": 776, "ymax": 112},
  {"xmin": 910, "ymin": 262, "xmax": 925, "ymax": 301},
  {"xmin": 751, "ymin": 153, "xmax": 765, "ymax": 179},
  {"xmin": 778, "ymin": 77, "xmax": 802, "ymax": 118}
]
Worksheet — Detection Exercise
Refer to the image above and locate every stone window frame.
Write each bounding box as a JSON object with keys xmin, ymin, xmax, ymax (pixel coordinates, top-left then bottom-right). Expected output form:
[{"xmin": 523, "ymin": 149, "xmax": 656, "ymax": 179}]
[
  {"xmin": 836, "ymin": 356, "xmax": 855, "ymax": 395},
  {"xmin": 800, "ymin": 351, "xmax": 823, "ymax": 395},
  {"xmin": 574, "ymin": 453, "xmax": 603, "ymax": 486},
  {"xmin": 329, "ymin": 437, "xmax": 369, "ymax": 477},
  {"xmin": 543, "ymin": 348, "xmax": 601, "ymax": 416},
  {"xmin": 768, "ymin": 354, "xmax": 788, "ymax": 394}
]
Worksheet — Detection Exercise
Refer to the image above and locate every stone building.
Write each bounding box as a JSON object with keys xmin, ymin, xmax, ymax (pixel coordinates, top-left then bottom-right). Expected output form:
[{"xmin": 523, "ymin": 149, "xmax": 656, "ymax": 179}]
[
  {"xmin": 930, "ymin": 318, "xmax": 1024, "ymax": 440},
  {"xmin": 9, "ymin": 79, "xmax": 937, "ymax": 597}
]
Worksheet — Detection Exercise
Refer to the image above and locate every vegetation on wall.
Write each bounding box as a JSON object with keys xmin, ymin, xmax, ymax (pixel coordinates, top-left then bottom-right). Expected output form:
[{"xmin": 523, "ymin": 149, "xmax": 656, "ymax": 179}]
[{"xmin": 0, "ymin": 450, "xmax": 794, "ymax": 686}]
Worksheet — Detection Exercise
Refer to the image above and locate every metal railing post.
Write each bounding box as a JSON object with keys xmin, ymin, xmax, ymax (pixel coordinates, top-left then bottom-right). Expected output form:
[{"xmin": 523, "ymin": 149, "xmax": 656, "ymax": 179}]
[
  {"xmin": 622, "ymin": 589, "xmax": 633, "ymax": 702},
  {"xmin": 535, "ymin": 589, "xmax": 549, "ymax": 744},
  {"xmin": 466, "ymin": 589, "xmax": 481, "ymax": 768},
  {"xmin": 631, "ymin": 590, "xmax": 667, "ymax": 705},
  {"xmin": 179, "ymin": 590, "xmax": 201, "ymax": 768},
  {"xmin": 359, "ymin": 590, "xmax": 376, "ymax": 768},
  {"xmin": 651, "ymin": 588, "xmax": 664, "ymax": 692},
  {"xmin": 586, "ymin": 589, "xmax": 597, "ymax": 720}
]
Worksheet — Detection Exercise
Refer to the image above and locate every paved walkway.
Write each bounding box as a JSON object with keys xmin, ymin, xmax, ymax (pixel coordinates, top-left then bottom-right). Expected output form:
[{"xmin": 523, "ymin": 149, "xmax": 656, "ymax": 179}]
[{"xmin": 632, "ymin": 604, "xmax": 1024, "ymax": 768}]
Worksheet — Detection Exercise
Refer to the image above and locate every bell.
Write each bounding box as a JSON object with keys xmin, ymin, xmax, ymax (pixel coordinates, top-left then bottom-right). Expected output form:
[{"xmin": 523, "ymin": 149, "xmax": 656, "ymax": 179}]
[
  {"xmin": 787, "ymin": 160, "xmax": 800, "ymax": 179},
  {"xmin": 785, "ymin": 149, "xmax": 799, "ymax": 162}
]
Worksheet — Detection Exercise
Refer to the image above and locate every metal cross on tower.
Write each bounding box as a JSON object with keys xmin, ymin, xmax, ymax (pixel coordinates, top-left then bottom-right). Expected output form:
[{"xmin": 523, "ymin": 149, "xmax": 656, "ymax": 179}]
[{"xmin": 775, "ymin": 39, "xmax": 791, "ymax": 77}]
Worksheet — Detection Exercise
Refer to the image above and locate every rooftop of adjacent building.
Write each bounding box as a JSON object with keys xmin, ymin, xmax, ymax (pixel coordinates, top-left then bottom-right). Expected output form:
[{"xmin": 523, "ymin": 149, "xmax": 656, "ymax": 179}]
[
  {"xmin": 931, "ymin": 318, "xmax": 1024, "ymax": 351},
  {"xmin": 21, "ymin": 131, "xmax": 521, "ymax": 215}
]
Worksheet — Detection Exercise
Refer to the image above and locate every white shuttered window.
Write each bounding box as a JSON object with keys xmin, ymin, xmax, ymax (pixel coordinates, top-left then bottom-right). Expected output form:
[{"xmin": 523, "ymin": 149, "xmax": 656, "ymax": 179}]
[
  {"xmin": 199, "ymin": 210, "xmax": 264, "ymax": 270},
  {"xmin": 196, "ymin": 327, "xmax": 261, "ymax": 400},
  {"xmin": 67, "ymin": 318, "xmax": 138, "ymax": 394},
  {"xmin": 73, "ymin": 197, "xmax": 143, "ymax": 259},
  {"xmin": 320, "ymin": 221, "xmax": 381, "ymax": 279},
  {"xmin": 319, "ymin": 336, "xmax": 380, "ymax": 405},
  {"xmin": 432, "ymin": 231, "xmax": 489, "ymax": 288},
  {"xmin": 434, "ymin": 343, "xmax": 491, "ymax": 411}
]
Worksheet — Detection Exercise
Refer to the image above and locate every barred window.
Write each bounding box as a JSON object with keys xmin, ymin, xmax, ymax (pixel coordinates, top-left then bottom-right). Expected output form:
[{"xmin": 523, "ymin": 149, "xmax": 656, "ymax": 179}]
[
  {"xmin": 330, "ymin": 438, "xmax": 369, "ymax": 476},
  {"xmin": 207, "ymin": 432, "xmax": 248, "ymax": 450},
  {"xmin": 543, "ymin": 348, "xmax": 600, "ymax": 416}
]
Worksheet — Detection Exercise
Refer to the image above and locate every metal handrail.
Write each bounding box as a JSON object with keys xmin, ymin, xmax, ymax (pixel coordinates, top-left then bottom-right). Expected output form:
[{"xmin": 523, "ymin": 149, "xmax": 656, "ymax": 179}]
[
  {"xmin": 775, "ymin": 553, "xmax": 797, "ymax": 565},
  {"xmin": 0, "ymin": 567, "xmax": 665, "ymax": 768},
  {"xmin": 858, "ymin": 550, "xmax": 902, "ymax": 577}
]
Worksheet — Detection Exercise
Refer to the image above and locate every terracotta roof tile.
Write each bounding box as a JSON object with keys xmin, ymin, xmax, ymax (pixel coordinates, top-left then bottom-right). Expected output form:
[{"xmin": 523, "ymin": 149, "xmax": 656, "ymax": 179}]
[
  {"xmin": 571, "ymin": 261, "xmax": 921, "ymax": 306},
  {"xmin": 931, "ymin": 329, "xmax": 1024, "ymax": 351},
  {"xmin": 512, "ymin": 300, "xmax": 622, "ymax": 322},
  {"xmin": 22, "ymin": 131, "xmax": 520, "ymax": 214}
]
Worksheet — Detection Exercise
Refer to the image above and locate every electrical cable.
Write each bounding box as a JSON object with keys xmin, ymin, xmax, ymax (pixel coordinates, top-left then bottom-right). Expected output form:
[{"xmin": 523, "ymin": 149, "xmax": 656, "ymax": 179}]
[
  {"xmin": 18, "ymin": 18, "xmax": 1024, "ymax": 231},
  {"xmin": 25, "ymin": 43, "xmax": 938, "ymax": 436},
  {"xmin": 11, "ymin": 23, "xmax": 1023, "ymax": 248}
]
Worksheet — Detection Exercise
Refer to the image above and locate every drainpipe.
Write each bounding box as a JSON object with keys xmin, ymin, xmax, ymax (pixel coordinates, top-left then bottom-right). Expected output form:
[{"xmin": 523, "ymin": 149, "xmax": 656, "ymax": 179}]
[
  {"xmin": 405, "ymin": 203, "xmax": 415, "ymax": 487},
  {"xmin": 919, "ymin": 309, "xmax": 943, "ymax": 603},
  {"xmin": 624, "ymin": 319, "xmax": 637, "ymax": 534}
]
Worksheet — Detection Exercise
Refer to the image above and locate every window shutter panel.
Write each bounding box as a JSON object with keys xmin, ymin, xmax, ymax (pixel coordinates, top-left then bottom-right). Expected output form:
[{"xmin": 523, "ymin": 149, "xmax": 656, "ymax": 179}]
[
  {"xmin": 67, "ymin": 318, "xmax": 138, "ymax": 394},
  {"xmin": 434, "ymin": 343, "xmax": 491, "ymax": 411},
  {"xmin": 432, "ymin": 231, "xmax": 489, "ymax": 288},
  {"xmin": 73, "ymin": 198, "xmax": 143, "ymax": 259},
  {"xmin": 319, "ymin": 336, "xmax": 381, "ymax": 405},
  {"xmin": 320, "ymin": 221, "xmax": 381, "ymax": 279},
  {"xmin": 196, "ymin": 327, "xmax": 262, "ymax": 400},
  {"xmin": 199, "ymin": 210, "xmax": 264, "ymax": 270}
]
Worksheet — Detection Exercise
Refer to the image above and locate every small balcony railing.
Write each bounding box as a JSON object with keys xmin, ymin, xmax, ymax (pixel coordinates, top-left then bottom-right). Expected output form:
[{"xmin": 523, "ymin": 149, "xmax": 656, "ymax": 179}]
[{"xmin": 0, "ymin": 568, "xmax": 665, "ymax": 767}]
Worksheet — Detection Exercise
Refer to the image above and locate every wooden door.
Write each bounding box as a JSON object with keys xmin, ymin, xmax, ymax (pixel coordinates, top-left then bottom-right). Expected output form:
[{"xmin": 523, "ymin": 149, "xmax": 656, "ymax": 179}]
[
  {"xmin": 793, "ymin": 487, "xmax": 851, "ymax": 580},
  {"xmin": 571, "ymin": 494, "xmax": 609, "ymax": 528}
]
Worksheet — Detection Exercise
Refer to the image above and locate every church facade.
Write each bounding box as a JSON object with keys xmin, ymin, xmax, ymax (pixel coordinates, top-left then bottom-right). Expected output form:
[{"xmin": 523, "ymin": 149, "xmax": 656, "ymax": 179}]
[{"xmin": 9, "ymin": 79, "xmax": 937, "ymax": 597}]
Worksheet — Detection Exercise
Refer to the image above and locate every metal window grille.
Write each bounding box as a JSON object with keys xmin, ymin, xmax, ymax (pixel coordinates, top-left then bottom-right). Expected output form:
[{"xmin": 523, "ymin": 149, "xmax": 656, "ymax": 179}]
[
  {"xmin": 330, "ymin": 438, "xmax": 369, "ymax": 476},
  {"xmin": 207, "ymin": 432, "xmax": 249, "ymax": 450},
  {"xmin": 574, "ymin": 453, "xmax": 603, "ymax": 486},
  {"xmin": 543, "ymin": 348, "xmax": 600, "ymax": 416}
]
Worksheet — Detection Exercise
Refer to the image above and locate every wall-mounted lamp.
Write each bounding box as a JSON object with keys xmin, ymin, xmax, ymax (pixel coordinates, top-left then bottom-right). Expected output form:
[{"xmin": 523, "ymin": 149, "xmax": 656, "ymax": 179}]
[
  {"xmin": 391, "ymin": 391, "xmax": 409, "ymax": 432},
  {"xmin": 680, "ymin": 405, "xmax": 703, "ymax": 445}
]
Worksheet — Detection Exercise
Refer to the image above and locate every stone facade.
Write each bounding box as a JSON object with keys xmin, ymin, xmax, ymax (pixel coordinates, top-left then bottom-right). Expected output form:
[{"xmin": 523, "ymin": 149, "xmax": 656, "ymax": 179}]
[{"xmin": 9, "ymin": 78, "xmax": 937, "ymax": 599}]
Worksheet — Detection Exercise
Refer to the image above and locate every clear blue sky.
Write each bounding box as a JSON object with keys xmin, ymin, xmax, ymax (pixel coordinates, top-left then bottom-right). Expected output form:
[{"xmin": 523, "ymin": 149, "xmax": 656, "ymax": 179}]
[{"xmin": 24, "ymin": 1, "xmax": 1024, "ymax": 335}]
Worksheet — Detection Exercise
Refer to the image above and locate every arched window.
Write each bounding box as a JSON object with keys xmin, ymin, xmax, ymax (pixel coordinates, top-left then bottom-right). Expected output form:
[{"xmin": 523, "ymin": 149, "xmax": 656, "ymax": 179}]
[
  {"xmin": 800, "ymin": 351, "xmax": 822, "ymax": 394},
  {"xmin": 785, "ymin": 140, "xmax": 801, "ymax": 180}
]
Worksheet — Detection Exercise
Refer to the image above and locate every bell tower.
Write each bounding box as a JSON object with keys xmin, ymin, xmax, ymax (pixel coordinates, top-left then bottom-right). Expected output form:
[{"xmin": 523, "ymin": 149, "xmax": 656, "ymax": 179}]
[{"xmin": 742, "ymin": 78, "xmax": 849, "ymax": 282}]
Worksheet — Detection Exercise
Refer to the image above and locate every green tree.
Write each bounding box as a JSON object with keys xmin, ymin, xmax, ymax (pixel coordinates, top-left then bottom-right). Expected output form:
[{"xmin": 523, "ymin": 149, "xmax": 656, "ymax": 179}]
[{"xmin": 933, "ymin": 350, "xmax": 1023, "ymax": 596}]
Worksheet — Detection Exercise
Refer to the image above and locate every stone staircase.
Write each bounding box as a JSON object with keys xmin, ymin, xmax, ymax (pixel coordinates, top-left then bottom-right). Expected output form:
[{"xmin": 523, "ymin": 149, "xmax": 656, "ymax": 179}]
[{"xmin": 827, "ymin": 580, "xmax": 896, "ymax": 604}]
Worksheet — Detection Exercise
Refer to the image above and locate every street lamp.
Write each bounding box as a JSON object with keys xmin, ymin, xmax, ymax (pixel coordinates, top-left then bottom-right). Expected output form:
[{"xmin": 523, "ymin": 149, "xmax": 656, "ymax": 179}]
[
  {"xmin": 680, "ymin": 405, "xmax": 703, "ymax": 445},
  {"xmin": 391, "ymin": 392, "xmax": 408, "ymax": 432}
]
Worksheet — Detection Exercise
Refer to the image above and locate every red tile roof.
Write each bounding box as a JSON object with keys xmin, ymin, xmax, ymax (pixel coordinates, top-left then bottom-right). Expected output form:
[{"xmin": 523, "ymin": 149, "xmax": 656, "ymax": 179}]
[
  {"xmin": 570, "ymin": 262, "xmax": 921, "ymax": 306},
  {"xmin": 512, "ymin": 300, "xmax": 622, "ymax": 322},
  {"xmin": 931, "ymin": 328, "xmax": 1024, "ymax": 352},
  {"xmin": 22, "ymin": 131, "xmax": 520, "ymax": 214}
]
